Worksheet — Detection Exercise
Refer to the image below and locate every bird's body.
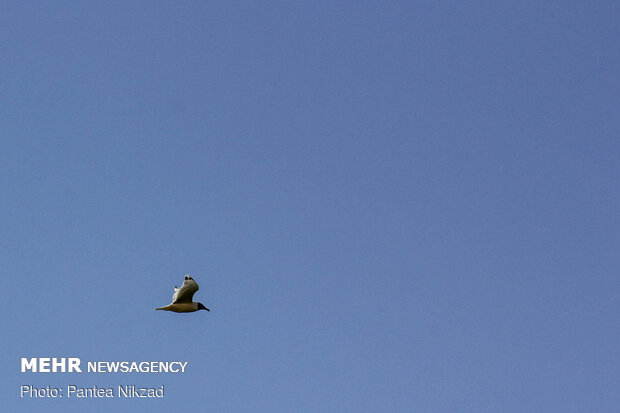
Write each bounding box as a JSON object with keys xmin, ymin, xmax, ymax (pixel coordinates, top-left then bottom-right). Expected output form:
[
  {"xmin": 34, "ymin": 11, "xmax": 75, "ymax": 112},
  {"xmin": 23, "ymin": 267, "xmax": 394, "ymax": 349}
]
[{"xmin": 155, "ymin": 275, "xmax": 210, "ymax": 313}]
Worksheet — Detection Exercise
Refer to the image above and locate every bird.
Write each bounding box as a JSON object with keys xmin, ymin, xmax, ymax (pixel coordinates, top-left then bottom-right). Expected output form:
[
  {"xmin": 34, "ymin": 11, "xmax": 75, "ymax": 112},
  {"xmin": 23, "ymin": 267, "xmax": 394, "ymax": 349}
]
[{"xmin": 155, "ymin": 275, "xmax": 210, "ymax": 313}]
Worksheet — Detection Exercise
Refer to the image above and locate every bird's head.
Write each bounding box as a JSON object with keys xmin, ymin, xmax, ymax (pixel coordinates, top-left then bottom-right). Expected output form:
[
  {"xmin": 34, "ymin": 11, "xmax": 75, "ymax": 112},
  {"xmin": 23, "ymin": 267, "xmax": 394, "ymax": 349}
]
[
  {"xmin": 185, "ymin": 275, "xmax": 193, "ymax": 281},
  {"xmin": 197, "ymin": 303, "xmax": 210, "ymax": 312}
]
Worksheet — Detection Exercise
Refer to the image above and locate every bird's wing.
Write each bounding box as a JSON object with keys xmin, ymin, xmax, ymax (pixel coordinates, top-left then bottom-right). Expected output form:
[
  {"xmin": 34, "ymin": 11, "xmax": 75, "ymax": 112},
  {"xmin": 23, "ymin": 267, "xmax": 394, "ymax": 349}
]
[{"xmin": 172, "ymin": 277, "xmax": 199, "ymax": 303}]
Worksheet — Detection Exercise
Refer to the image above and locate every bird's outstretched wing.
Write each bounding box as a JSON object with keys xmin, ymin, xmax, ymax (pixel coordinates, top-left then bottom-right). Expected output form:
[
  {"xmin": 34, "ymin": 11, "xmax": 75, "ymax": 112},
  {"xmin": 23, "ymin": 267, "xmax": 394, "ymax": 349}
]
[{"xmin": 172, "ymin": 275, "xmax": 199, "ymax": 303}]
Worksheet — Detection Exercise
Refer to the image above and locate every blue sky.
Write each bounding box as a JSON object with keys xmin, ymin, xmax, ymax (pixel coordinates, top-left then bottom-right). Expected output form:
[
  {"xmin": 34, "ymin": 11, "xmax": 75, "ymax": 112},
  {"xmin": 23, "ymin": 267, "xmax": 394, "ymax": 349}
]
[{"xmin": 1, "ymin": 1, "xmax": 618, "ymax": 412}]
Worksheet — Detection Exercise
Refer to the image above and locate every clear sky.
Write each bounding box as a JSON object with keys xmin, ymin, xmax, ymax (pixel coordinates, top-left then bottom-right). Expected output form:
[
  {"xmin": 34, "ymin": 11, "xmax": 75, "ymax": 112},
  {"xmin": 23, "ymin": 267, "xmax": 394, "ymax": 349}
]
[{"xmin": 1, "ymin": 1, "xmax": 618, "ymax": 412}]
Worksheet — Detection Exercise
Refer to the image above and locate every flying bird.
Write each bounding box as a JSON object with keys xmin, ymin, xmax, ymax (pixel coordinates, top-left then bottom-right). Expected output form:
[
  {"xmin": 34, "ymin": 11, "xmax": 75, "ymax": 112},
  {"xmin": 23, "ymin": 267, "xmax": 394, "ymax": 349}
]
[{"xmin": 155, "ymin": 275, "xmax": 210, "ymax": 313}]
